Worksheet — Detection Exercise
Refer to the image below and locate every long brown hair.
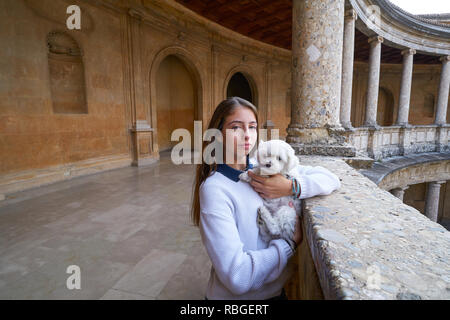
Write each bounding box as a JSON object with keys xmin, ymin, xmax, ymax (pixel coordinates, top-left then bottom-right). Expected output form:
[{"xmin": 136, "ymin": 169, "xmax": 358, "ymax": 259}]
[{"xmin": 190, "ymin": 97, "xmax": 259, "ymax": 226}]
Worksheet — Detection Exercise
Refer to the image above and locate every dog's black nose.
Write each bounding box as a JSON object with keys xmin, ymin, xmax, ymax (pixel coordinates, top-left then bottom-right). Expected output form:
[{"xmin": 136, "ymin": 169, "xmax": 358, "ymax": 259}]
[{"xmin": 265, "ymin": 163, "xmax": 271, "ymax": 168}]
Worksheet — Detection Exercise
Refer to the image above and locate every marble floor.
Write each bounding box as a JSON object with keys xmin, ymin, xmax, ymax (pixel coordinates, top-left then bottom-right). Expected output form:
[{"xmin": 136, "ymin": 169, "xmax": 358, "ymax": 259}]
[{"xmin": 0, "ymin": 151, "xmax": 212, "ymax": 299}]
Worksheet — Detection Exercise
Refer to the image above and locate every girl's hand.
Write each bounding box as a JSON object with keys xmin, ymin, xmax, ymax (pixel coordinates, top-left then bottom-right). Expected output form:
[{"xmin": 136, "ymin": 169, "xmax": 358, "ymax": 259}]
[{"xmin": 248, "ymin": 171, "xmax": 293, "ymax": 199}]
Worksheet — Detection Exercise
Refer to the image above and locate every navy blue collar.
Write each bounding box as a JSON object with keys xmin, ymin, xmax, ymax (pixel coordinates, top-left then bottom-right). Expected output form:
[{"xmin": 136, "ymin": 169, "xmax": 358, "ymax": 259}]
[{"xmin": 216, "ymin": 155, "xmax": 254, "ymax": 182}]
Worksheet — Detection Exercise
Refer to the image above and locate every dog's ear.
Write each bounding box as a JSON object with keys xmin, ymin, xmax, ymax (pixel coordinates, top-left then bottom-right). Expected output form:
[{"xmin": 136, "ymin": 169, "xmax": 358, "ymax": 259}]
[{"xmin": 285, "ymin": 147, "xmax": 299, "ymax": 173}]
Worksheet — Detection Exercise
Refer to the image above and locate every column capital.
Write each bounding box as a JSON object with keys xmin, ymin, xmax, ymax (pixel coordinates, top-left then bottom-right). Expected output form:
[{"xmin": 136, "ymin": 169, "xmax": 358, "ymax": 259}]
[
  {"xmin": 344, "ymin": 9, "xmax": 357, "ymax": 21},
  {"xmin": 401, "ymin": 48, "xmax": 416, "ymax": 56},
  {"xmin": 368, "ymin": 35, "xmax": 383, "ymax": 45},
  {"xmin": 439, "ymin": 55, "xmax": 450, "ymax": 63},
  {"xmin": 433, "ymin": 180, "xmax": 447, "ymax": 185}
]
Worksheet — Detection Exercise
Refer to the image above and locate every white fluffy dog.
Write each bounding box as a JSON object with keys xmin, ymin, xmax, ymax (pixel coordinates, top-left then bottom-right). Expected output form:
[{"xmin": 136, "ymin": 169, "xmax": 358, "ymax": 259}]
[{"xmin": 239, "ymin": 140, "xmax": 302, "ymax": 249}]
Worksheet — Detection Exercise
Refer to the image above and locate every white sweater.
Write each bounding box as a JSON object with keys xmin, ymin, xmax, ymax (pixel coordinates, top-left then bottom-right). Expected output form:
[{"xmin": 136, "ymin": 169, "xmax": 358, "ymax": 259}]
[{"xmin": 199, "ymin": 157, "xmax": 341, "ymax": 300}]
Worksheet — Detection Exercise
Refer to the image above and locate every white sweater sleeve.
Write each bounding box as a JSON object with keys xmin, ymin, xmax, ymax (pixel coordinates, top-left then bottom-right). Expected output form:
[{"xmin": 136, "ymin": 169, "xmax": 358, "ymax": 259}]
[
  {"xmin": 295, "ymin": 165, "xmax": 341, "ymax": 199},
  {"xmin": 199, "ymin": 184, "xmax": 293, "ymax": 296}
]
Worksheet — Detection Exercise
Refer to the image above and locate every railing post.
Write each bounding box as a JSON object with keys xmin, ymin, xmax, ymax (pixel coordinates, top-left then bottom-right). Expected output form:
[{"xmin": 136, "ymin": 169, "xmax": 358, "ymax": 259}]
[
  {"xmin": 436, "ymin": 125, "xmax": 450, "ymax": 152},
  {"xmin": 367, "ymin": 127, "xmax": 382, "ymax": 160},
  {"xmin": 399, "ymin": 126, "xmax": 412, "ymax": 155}
]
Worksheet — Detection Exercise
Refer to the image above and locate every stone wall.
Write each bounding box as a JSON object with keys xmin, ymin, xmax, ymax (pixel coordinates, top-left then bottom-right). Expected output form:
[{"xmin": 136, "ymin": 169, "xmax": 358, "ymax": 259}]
[
  {"xmin": 0, "ymin": 0, "xmax": 292, "ymax": 195},
  {"xmin": 0, "ymin": 0, "xmax": 131, "ymax": 188}
]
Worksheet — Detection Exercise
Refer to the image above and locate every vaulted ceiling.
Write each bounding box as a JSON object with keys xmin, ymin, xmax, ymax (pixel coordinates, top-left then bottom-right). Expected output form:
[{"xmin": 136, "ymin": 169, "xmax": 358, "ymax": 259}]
[{"xmin": 176, "ymin": 0, "xmax": 440, "ymax": 64}]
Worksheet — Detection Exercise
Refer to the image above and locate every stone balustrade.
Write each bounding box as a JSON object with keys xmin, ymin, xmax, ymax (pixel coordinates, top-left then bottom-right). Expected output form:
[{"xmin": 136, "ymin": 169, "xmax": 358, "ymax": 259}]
[
  {"xmin": 286, "ymin": 155, "xmax": 450, "ymax": 300},
  {"xmin": 348, "ymin": 125, "xmax": 450, "ymax": 160}
]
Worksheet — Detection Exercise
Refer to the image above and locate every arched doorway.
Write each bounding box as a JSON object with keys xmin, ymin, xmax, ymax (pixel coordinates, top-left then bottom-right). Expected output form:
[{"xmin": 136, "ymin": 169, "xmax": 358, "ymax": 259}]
[
  {"xmin": 155, "ymin": 55, "xmax": 197, "ymax": 152},
  {"xmin": 226, "ymin": 72, "xmax": 254, "ymax": 103}
]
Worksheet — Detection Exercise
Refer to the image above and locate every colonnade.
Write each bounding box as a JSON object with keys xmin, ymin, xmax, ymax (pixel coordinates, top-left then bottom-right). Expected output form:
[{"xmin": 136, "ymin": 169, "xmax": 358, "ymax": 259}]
[
  {"xmin": 391, "ymin": 181, "xmax": 447, "ymax": 222},
  {"xmin": 340, "ymin": 9, "xmax": 450, "ymax": 129},
  {"xmin": 287, "ymin": 1, "xmax": 450, "ymax": 156}
]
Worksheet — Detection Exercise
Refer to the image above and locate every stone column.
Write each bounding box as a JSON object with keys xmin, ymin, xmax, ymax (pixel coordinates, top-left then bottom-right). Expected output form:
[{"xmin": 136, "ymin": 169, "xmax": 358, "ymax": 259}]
[
  {"xmin": 391, "ymin": 186, "xmax": 409, "ymax": 202},
  {"xmin": 127, "ymin": 10, "xmax": 157, "ymax": 166},
  {"xmin": 396, "ymin": 49, "xmax": 416, "ymax": 125},
  {"xmin": 364, "ymin": 36, "xmax": 383, "ymax": 127},
  {"xmin": 424, "ymin": 181, "xmax": 445, "ymax": 222},
  {"xmin": 435, "ymin": 56, "xmax": 450, "ymax": 125},
  {"xmin": 340, "ymin": 9, "xmax": 357, "ymax": 129},
  {"xmin": 287, "ymin": 0, "xmax": 355, "ymax": 157}
]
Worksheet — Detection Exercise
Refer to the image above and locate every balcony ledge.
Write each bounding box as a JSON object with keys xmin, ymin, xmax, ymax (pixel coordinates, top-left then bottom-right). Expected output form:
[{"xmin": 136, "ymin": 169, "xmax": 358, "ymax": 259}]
[{"xmin": 294, "ymin": 155, "xmax": 450, "ymax": 299}]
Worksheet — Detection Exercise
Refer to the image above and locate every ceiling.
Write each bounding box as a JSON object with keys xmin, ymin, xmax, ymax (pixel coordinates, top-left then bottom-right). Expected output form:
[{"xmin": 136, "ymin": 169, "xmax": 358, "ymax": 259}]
[{"xmin": 176, "ymin": 0, "xmax": 440, "ymax": 64}]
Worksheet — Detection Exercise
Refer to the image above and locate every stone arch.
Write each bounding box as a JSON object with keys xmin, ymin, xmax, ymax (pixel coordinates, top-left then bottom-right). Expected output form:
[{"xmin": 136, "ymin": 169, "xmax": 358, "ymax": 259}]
[
  {"xmin": 223, "ymin": 66, "xmax": 259, "ymax": 108},
  {"xmin": 46, "ymin": 31, "xmax": 87, "ymax": 114},
  {"xmin": 376, "ymin": 159, "xmax": 450, "ymax": 191},
  {"xmin": 149, "ymin": 46, "xmax": 205, "ymax": 153}
]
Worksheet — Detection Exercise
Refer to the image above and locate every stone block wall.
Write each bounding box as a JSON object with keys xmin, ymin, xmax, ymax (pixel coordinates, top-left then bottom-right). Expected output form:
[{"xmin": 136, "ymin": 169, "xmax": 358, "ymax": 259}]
[{"xmin": 0, "ymin": 0, "xmax": 130, "ymax": 177}]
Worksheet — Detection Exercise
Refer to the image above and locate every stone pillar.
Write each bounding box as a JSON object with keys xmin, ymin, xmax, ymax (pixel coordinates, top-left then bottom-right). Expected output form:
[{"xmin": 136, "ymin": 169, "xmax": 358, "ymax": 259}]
[
  {"xmin": 435, "ymin": 56, "xmax": 450, "ymax": 125},
  {"xmin": 287, "ymin": 0, "xmax": 355, "ymax": 157},
  {"xmin": 340, "ymin": 9, "xmax": 357, "ymax": 130},
  {"xmin": 364, "ymin": 36, "xmax": 383, "ymax": 127},
  {"xmin": 424, "ymin": 181, "xmax": 445, "ymax": 222},
  {"xmin": 391, "ymin": 186, "xmax": 409, "ymax": 202},
  {"xmin": 396, "ymin": 49, "xmax": 416, "ymax": 125},
  {"xmin": 127, "ymin": 10, "xmax": 157, "ymax": 166}
]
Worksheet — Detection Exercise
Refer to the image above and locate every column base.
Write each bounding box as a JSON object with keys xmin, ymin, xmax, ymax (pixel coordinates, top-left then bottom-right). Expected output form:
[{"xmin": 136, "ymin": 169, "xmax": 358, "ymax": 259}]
[
  {"xmin": 341, "ymin": 122, "xmax": 356, "ymax": 131},
  {"xmin": 286, "ymin": 125, "xmax": 356, "ymax": 157},
  {"xmin": 289, "ymin": 143, "xmax": 356, "ymax": 157},
  {"xmin": 131, "ymin": 120, "xmax": 159, "ymax": 167},
  {"xmin": 362, "ymin": 123, "xmax": 382, "ymax": 130}
]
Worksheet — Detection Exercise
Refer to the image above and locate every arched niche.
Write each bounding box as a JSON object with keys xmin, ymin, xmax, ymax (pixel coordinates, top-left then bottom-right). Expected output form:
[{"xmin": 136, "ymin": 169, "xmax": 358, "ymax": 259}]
[
  {"xmin": 223, "ymin": 68, "xmax": 259, "ymax": 108},
  {"xmin": 47, "ymin": 31, "xmax": 87, "ymax": 114},
  {"xmin": 226, "ymin": 72, "xmax": 254, "ymax": 103}
]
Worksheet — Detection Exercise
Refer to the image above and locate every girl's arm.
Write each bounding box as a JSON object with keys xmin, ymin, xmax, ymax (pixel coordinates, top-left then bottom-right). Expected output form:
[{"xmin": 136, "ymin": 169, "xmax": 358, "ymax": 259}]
[
  {"xmin": 295, "ymin": 165, "xmax": 341, "ymax": 199},
  {"xmin": 199, "ymin": 184, "xmax": 293, "ymax": 296},
  {"xmin": 247, "ymin": 164, "xmax": 341, "ymax": 200}
]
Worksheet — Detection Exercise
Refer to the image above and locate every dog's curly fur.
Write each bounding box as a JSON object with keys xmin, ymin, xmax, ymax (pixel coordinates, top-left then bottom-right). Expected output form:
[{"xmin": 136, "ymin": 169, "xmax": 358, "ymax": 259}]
[{"xmin": 239, "ymin": 140, "xmax": 302, "ymax": 249}]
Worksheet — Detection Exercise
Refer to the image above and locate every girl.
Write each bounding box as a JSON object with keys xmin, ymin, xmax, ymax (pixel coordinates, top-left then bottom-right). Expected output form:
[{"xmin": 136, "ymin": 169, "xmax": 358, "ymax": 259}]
[{"xmin": 191, "ymin": 97, "xmax": 341, "ymax": 300}]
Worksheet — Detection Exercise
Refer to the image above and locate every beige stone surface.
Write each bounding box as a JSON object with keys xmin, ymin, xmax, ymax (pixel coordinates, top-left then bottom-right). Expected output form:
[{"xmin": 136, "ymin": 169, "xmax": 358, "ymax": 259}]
[{"xmin": 0, "ymin": 153, "xmax": 211, "ymax": 299}]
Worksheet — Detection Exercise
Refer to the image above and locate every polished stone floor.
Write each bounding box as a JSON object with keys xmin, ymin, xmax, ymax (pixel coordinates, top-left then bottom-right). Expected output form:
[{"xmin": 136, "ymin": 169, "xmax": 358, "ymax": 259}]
[{"xmin": 0, "ymin": 151, "xmax": 211, "ymax": 299}]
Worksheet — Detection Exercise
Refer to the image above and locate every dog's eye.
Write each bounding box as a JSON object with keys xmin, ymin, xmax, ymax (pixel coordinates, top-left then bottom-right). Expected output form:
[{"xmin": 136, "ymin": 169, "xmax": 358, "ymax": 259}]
[{"xmin": 277, "ymin": 156, "xmax": 282, "ymax": 161}]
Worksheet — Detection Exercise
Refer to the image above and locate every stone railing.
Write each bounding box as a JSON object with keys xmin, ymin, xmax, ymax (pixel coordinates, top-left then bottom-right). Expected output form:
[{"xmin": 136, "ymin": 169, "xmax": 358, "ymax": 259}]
[
  {"xmin": 348, "ymin": 124, "xmax": 450, "ymax": 160},
  {"xmin": 285, "ymin": 155, "xmax": 450, "ymax": 300}
]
